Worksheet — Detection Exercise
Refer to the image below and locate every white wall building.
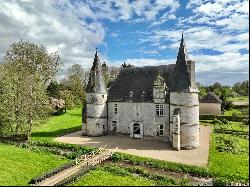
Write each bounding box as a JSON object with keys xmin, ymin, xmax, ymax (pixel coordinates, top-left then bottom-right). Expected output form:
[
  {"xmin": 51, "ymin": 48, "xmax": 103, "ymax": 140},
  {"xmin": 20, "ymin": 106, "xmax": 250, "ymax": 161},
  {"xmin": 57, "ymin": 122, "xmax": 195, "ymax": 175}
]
[{"xmin": 82, "ymin": 35, "xmax": 200, "ymax": 150}]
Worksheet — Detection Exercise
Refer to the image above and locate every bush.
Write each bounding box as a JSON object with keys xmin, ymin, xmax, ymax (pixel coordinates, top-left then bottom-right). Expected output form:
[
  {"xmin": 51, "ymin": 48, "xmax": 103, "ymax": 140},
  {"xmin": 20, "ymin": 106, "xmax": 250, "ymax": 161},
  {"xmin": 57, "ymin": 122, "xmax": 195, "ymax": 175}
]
[
  {"xmin": 215, "ymin": 135, "xmax": 248, "ymax": 154},
  {"xmin": 200, "ymin": 115, "xmax": 245, "ymax": 122},
  {"xmin": 111, "ymin": 152, "xmax": 210, "ymax": 178},
  {"xmin": 213, "ymin": 177, "xmax": 231, "ymax": 186},
  {"xmin": 55, "ymin": 166, "xmax": 94, "ymax": 186},
  {"xmin": 111, "ymin": 152, "xmax": 123, "ymax": 162},
  {"xmin": 29, "ymin": 160, "xmax": 76, "ymax": 184},
  {"xmin": 242, "ymin": 118, "xmax": 249, "ymax": 126},
  {"xmin": 232, "ymin": 112, "xmax": 239, "ymax": 117},
  {"xmin": 211, "ymin": 118, "xmax": 221, "ymax": 124}
]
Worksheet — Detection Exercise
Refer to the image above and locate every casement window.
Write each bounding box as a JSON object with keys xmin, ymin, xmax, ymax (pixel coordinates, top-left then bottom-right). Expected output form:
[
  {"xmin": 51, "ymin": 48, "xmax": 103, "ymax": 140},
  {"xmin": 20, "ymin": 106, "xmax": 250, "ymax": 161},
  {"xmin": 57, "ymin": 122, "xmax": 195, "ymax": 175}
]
[
  {"xmin": 157, "ymin": 124, "xmax": 164, "ymax": 136},
  {"xmin": 114, "ymin": 104, "xmax": 118, "ymax": 114},
  {"xmin": 112, "ymin": 121, "xmax": 117, "ymax": 131},
  {"xmin": 103, "ymin": 125, "xmax": 105, "ymax": 131},
  {"xmin": 156, "ymin": 104, "xmax": 164, "ymax": 116}
]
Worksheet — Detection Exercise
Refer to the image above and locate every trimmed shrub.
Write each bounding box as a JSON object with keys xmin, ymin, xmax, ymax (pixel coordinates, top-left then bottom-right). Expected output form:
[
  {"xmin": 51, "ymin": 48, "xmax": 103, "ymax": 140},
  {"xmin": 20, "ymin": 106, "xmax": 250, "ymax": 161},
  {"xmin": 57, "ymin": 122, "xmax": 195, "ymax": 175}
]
[
  {"xmin": 29, "ymin": 160, "xmax": 76, "ymax": 184},
  {"xmin": 111, "ymin": 152, "xmax": 210, "ymax": 178},
  {"xmin": 200, "ymin": 115, "xmax": 246, "ymax": 122},
  {"xmin": 55, "ymin": 166, "xmax": 94, "ymax": 186}
]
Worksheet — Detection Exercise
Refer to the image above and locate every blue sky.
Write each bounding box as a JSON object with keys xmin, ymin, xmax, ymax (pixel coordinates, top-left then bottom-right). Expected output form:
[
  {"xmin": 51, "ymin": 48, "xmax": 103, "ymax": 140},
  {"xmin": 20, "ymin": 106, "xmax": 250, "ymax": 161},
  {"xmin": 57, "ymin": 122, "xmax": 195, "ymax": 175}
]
[{"xmin": 0, "ymin": 0, "xmax": 249, "ymax": 86}]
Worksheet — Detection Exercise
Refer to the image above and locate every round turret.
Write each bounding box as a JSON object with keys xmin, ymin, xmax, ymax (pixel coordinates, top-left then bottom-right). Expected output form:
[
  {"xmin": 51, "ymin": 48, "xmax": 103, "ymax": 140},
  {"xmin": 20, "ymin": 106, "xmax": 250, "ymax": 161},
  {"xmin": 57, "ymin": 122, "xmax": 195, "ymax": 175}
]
[{"xmin": 170, "ymin": 91, "xmax": 199, "ymax": 149}]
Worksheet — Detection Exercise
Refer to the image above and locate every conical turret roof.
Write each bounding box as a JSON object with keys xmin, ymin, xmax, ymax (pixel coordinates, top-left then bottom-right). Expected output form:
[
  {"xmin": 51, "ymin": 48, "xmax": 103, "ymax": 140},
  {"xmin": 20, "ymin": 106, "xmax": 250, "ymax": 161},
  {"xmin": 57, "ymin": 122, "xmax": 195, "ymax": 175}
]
[{"xmin": 86, "ymin": 49, "xmax": 107, "ymax": 93}]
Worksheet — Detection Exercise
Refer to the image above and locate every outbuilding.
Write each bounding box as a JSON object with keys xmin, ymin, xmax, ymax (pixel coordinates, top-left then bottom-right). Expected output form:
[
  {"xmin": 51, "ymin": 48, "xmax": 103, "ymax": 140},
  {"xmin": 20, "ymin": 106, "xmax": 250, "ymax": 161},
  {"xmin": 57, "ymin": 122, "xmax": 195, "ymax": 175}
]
[{"xmin": 199, "ymin": 92, "xmax": 222, "ymax": 116}]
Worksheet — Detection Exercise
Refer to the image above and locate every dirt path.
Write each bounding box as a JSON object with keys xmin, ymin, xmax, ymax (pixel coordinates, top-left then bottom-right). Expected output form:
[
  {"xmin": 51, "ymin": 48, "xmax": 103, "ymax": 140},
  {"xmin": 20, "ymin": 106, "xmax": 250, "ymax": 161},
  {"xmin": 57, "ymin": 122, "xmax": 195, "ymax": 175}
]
[{"xmin": 55, "ymin": 125, "xmax": 211, "ymax": 167}]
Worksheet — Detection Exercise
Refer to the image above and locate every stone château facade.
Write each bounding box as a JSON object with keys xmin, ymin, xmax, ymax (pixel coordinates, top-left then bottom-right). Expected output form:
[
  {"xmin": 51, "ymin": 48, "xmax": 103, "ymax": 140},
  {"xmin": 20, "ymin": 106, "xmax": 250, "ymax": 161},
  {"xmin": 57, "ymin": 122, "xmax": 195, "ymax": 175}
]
[{"xmin": 82, "ymin": 35, "xmax": 200, "ymax": 150}]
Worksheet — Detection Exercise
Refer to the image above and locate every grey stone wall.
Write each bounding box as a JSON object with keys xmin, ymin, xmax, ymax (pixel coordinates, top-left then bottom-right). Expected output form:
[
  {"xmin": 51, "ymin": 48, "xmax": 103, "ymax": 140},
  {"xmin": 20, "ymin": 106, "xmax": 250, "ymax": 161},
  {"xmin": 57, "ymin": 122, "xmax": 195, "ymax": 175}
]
[
  {"xmin": 199, "ymin": 103, "xmax": 221, "ymax": 116},
  {"xmin": 170, "ymin": 92, "xmax": 199, "ymax": 149},
  {"xmin": 107, "ymin": 102, "xmax": 169, "ymax": 139},
  {"xmin": 84, "ymin": 93, "xmax": 108, "ymax": 136}
]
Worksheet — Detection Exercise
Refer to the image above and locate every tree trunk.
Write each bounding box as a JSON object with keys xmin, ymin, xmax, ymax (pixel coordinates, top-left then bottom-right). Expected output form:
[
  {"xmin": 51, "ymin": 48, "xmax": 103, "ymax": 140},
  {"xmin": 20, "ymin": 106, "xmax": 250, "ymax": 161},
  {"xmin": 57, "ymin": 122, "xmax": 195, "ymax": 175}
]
[{"xmin": 27, "ymin": 118, "xmax": 32, "ymax": 141}]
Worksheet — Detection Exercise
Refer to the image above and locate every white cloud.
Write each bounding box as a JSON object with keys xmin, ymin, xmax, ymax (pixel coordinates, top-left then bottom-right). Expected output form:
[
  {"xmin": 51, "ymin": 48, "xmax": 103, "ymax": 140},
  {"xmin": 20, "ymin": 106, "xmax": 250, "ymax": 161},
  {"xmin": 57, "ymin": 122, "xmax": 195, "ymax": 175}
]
[
  {"xmin": 0, "ymin": 0, "xmax": 105, "ymax": 73},
  {"xmin": 192, "ymin": 52, "xmax": 249, "ymax": 73},
  {"xmin": 0, "ymin": 0, "xmax": 181, "ymax": 72},
  {"xmin": 185, "ymin": 0, "xmax": 249, "ymax": 32}
]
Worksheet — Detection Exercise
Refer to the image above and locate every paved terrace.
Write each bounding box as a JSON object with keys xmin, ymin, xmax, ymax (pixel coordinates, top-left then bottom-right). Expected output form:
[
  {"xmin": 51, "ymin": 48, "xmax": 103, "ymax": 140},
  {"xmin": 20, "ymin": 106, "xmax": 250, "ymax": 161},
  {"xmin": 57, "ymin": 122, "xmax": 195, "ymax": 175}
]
[{"xmin": 54, "ymin": 125, "xmax": 211, "ymax": 167}]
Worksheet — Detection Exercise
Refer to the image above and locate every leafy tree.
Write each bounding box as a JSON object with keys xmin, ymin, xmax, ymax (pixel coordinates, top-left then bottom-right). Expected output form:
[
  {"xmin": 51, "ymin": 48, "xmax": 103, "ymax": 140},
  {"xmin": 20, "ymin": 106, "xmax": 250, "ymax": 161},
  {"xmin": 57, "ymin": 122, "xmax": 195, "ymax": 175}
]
[
  {"xmin": 108, "ymin": 66, "xmax": 120, "ymax": 82},
  {"xmin": 0, "ymin": 41, "xmax": 61, "ymax": 139},
  {"xmin": 208, "ymin": 82, "xmax": 234, "ymax": 99},
  {"xmin": 46, "ymin": 81, "xmax": 62, "ymax": 99},
  {"xmin": 233, "ymin": 80, "xmax": 249, "ymax": 96},
  {"xmin": 59, "ymin": 90, "xmax": 75, "ymax": 110},
  {"xmin": 196, "ymin": 82, "xmax": 207, "ymax": 99},
  {"xmin": 63, "ymin": 64, "xmax": 86, "ymax": 107}
]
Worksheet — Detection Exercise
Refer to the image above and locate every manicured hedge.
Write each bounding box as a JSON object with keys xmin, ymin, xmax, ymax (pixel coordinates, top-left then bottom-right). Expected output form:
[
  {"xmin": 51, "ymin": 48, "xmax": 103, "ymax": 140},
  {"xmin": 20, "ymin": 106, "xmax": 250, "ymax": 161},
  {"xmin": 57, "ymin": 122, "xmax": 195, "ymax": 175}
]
[
  {"xmin": 101, "ymin": 164, "xmax": 184, "ymax": 186},
  {"xmin": 29, "ymin": 160, "xmax": 76, "ymax": 184},
  {"xmin": 55, "ymin": 166, "xmax": 94, "ymax": 186},
  {"xmin": 200, "ymin": 115, "xmax": 246, "ymax": 122},
  {"xmin": 29, "ymin": 140, "xmax": 97, "ymax": 159},
  {"xmin": 111, "ymin": 152, "xmax": 210, "ymax": 178}
]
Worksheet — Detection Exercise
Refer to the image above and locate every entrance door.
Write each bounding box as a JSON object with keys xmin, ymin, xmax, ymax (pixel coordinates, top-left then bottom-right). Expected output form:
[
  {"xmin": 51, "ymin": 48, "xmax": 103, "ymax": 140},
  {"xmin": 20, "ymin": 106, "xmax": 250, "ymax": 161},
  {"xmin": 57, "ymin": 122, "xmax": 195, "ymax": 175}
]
[{"xmin": 133, "ymin": 123, "xmax": 141, "ymax": 138}]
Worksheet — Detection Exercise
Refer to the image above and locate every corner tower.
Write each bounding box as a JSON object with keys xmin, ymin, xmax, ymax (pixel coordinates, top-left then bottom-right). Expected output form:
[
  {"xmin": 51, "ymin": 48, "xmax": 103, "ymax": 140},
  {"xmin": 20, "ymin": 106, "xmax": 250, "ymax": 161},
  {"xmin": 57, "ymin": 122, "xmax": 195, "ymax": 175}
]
[
  {"xmin": 170, "ymin": 34, "xmax": 200, "ymax": 149},
  {"xmin": 83, "ymin": 49, "xmax": 108, "ymax": 136}
]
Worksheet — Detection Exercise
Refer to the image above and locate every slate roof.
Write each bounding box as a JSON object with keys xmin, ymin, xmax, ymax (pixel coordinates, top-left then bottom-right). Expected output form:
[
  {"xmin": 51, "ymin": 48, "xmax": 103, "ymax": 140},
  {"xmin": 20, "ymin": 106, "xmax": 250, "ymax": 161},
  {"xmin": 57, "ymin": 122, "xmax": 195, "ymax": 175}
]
[
  {"xmin": 86, "ymin": 51, "xmax": 107, "ymax": 94},
  {"xmin": 108, "ymin": 64, "xmax": 176, "ymax": 102},
  {"xmin": 199, "ymin": 92, "xmax": 222, "ymax": 103}
]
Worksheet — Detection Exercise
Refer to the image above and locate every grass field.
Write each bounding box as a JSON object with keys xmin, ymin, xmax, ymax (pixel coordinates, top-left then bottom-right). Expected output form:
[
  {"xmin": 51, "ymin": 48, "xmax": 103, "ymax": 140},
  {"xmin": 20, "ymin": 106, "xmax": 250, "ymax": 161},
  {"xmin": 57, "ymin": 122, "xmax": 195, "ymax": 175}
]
[
  {"xmin": 223, "ymin": 108, "xmax": 243, "ymax": 116},
  {"xmin": 208, "ymin": 121, "xmax": 249, "ymax": 183},
  {"xmin": 0, "ymin": 143, "xmax": 68, "ymax": 186},
  {"xmin": 2, "ymin": 107, "xmax": 247, "ymax": 186},
  {"xmin": 71, "ymin": 168, "xmax": 156, "ymax": 186},
  {"xmin": 32, "ymin": 108, "xmax": 82, "ymax": 142},
  {"xmin": 32, "ymin": 107, "xmax": 249, "ymax": 185},
  {"xmin": 228, "ymin": 96, "xmax": 249, "ymax": 102}
]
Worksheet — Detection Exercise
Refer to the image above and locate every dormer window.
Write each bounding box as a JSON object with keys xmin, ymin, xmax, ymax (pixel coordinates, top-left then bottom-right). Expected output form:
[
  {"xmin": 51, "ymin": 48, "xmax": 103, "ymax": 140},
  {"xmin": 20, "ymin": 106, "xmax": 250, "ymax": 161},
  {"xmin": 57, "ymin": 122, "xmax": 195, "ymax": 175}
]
[{"xmin": 156, "ymin": 104, "xmax": 164, "ymax": 116}]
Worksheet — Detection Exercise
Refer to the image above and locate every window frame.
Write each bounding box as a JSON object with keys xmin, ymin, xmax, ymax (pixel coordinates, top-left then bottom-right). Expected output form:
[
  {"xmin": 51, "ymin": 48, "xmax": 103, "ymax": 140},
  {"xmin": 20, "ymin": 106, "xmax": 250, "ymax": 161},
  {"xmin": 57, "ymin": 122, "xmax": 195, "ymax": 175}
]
[
  {"xmin": 156, "ymin": 104, "xmax": 164, "ymax": 116},
  {"xmin": 157, "ymin": 124, "xmax": 164, "ymax": 136}
]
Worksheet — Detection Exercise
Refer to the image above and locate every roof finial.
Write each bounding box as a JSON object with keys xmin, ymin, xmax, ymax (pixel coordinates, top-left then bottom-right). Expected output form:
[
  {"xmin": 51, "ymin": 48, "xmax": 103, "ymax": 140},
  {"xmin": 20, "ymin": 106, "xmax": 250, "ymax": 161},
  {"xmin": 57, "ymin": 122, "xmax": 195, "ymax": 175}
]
[
  {"xmin": 95, "ymin": 48, "xmax": 98, "ymax": 58},
  {"xmin": 180, "ymin": 32, "xmax": 184, "ymax": 47}
]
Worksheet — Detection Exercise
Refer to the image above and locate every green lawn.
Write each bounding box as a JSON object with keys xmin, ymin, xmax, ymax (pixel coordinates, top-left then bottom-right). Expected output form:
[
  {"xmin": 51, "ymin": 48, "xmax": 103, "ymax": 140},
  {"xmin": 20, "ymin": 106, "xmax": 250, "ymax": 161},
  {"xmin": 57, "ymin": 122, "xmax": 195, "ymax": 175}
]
[
  {"xmin": 208, "ymin": 122, "xmax": 249, "ymax": 183},
  {"xmin": 228, "ymin": 96, "xmax": 249, "ymax": 102},
  {"xmin": 71, "ymin": 169, "xmax": 156, "ymax": 186},
  {"xmin": 23, "ymin": 107, "xmax": 247, "ymax": 185},
  {"xmin": 0, "ymin": 143, "xmax": 68, "ymax": 186},
  {"xmin": 223, "ymin": 108, "xmax": 243, "ymax": 116},
  {"xmin": 32, "ymin": 108, "xmax": 82, "ymax": 142}
]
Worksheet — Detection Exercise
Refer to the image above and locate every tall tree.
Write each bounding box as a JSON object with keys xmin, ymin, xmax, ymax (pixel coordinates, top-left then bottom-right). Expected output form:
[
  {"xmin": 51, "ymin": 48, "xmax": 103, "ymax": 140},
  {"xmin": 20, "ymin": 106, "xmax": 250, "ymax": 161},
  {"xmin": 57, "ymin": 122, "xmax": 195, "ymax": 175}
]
[
  {"xmin": 64, "ymin": 64, "xmax": 86, "ymax": 107},
  {"xmin": 0, "ymin": 41, "xmax": 61, "ymax": 139}
]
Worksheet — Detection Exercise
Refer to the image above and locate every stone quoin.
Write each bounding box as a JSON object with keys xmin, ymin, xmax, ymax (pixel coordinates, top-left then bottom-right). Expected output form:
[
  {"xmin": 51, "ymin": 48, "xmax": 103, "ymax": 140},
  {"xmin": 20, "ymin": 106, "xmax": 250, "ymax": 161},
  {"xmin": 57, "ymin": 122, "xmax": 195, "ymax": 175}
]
[{"xmin": 82, "ymin": 35, "xmax": 200, "ymax": 150}]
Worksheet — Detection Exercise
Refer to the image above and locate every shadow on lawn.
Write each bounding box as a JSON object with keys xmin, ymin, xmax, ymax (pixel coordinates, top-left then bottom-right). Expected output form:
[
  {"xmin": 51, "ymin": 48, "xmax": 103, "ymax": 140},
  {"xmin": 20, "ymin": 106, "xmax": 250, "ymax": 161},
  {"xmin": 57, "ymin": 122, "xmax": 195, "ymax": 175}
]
[{"xmin": 31, "ymin": 126, "xmax": 82, "ymax": 138}]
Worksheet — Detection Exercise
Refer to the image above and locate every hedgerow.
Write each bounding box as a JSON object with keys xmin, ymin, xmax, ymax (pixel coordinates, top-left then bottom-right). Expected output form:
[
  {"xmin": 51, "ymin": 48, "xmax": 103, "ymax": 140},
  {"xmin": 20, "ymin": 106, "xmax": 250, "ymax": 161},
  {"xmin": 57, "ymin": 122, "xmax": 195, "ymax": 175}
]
[{"xmin": 111, "ymin": 152, "xmax": 210, "ymax": 178}]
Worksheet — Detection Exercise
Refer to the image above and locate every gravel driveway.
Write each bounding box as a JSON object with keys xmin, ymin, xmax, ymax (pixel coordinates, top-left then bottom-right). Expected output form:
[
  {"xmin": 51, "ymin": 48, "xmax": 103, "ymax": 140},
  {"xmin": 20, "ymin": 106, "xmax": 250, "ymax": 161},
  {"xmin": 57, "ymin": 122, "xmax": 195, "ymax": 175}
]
[{"xmin": 54, "ymin": 125, "xmax": 211, "ymax": 166}]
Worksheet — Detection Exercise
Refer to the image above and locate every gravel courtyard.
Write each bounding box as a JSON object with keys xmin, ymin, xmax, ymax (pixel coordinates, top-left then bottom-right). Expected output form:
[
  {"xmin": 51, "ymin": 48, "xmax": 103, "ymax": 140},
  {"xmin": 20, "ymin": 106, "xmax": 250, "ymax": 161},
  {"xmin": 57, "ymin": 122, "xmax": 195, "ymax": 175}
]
[{"xmin": 54, "ymin": 125, "xmax": 211, "ymax": 166}]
